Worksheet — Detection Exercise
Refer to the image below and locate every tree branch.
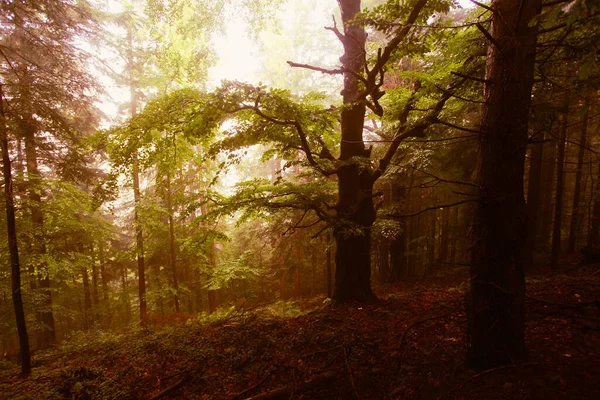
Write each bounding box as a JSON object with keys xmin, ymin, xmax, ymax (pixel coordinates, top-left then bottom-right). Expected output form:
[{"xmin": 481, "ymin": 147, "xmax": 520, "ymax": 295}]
[
  {"xmin": 355, "ymin": 0, "xmax": 429, "ymax": 101},
  {"xmin": 388, "ymin": 199, "xmax": 478, "ymax": 218}
]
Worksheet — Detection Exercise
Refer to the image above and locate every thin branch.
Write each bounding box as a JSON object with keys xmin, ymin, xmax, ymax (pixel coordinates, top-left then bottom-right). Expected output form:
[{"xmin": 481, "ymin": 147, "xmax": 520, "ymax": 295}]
[
  {"xmin": 286, "ymin": 61, "xmax": 343, "ymax": 76},
  {"xmin": 325, "ymin": 15, "xmax": 345, "ymax": 42},
  {"xmin": 388, "ymin": 199, "xmax": 478, "ymax": 218},
  {"xmin": 451, "ymin": 71, "xmax": 489, "ymax": 84},
  {"xmin": 434, "ymin": 118, "xmax": 485, "ymax": 135},
  {"xmin": 411, "ymin": 166, "xmax": 479, "ymax": 187},
  {"xmin": 356, "ymin": 0, "xmax": 429, "ymax": 101},
  {"xmin": 469, "ymin": 0, "xmax": 495, "ymax": 12},
  {"xmin": 475, "ymin": 23, "xmax": 503, "ymax": 50}
]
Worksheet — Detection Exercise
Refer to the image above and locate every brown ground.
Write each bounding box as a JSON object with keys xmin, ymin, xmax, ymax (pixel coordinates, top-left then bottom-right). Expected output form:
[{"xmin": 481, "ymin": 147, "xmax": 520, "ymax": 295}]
[{"xmin": 1, "ymin": 261, "xmax": 599, "ymax": 400}]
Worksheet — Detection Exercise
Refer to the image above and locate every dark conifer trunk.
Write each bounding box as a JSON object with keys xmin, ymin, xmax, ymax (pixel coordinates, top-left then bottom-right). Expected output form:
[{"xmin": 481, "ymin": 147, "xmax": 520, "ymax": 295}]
[
  {"xmin": 525, "ymin": 126, "xmax": 545, "ymax": 266},
  {"xmin": 468, "ymin": 0, "xmax": 541, "ymax": 369},
  {"xmin": 1, "ymin": 86, "xmax": 31, "ymax": 374},
  {"xmin": 551, "ymin": 100, "xmax": 568, "ymax": 269},
  {"xmin": 568, "ymin": 95, "xmax": 590, "ymax": 253}
]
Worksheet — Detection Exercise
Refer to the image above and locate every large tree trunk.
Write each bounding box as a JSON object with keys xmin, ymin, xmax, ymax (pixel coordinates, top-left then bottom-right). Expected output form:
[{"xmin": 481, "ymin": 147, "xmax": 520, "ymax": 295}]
[
  {"xmin": 332, "ymin": 0, "xmax": 376, "ymax": 302},
  {"xmin": 1, "ymin": 87, "xmax": 31, "ymax": 374},
  {"xmin": 567, "ymin": 95, "xmax": 590, "ymax": 253},
  {"xmin": 468, "ymin": 0, "xmax": 541, "ymax": 369}
]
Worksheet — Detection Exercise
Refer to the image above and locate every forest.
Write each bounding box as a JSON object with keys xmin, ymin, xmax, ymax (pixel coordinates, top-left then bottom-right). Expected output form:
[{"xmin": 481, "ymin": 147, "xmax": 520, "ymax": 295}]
[{"xmin": 1, "ymin": 0, "xmax": 599, "ymax": 398}]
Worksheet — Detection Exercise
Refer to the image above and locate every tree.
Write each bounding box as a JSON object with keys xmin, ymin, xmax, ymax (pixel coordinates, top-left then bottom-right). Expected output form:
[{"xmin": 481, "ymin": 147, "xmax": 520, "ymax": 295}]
[
  {"xmin": 207, "ymin": 0, "xmax": 478, "ymax": 302},
  {"xmin": 467, "ymin": 0, "xmax": 542, "ymax": 369},
  {"xmin": 0, "ymin": 84, "xmax": 30, "ymax": 374}
]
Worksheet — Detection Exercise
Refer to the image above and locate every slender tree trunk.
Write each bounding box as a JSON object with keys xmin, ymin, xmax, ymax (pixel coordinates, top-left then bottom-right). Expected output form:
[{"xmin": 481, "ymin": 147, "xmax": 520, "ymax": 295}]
[
  {"xmin": 525, "ymin": 126, "xmax": 545, "ymax": 266},
  {"xmin": 326, "ymin": 232, "xmax": 333, "ymax": 298},
  {"xmin": 82, "ymin": 265, "xmax": 91, "ymax": 330},
  {"xmin": 1, "ymin": 86, "xmax": 31, "ymax": 374},
  {"xmin": 165, "ymin": 171, "xmax": 180, "ymax": 312},
  {"xmin": 587, "ymin": 160, "xmax": 600, "ymax": 249},
  {"xmin": 428, "ymin": 209, "xmax": 436, "ymax": 276},
  {"xmin": 568, "ymin": 95, "xmax": 590, "ymax": 253},
  {"xmin": 128, "ymin": 30, "xmax": 147, "ymax": 325},
  {"xmin": 333, "ymin": 0, "xmax": 375, "ymax": 302},
  {"xmin": 539, "ymin": 129, "xmax": 556, "ymax": 248},
  {"xmin": 468, "ymin": 0, "xmax": 541, "ymax": 369},
  {"xmin": 439, "ymin": 205, "xmax": 450, "ymax": 264},
  {"xmin": 551, "ymin": 100, "xmax": 568, "ymax": 269},
  {"xmin": 22, "ymin": 103, "xmax": 56, "ymax": 346}
]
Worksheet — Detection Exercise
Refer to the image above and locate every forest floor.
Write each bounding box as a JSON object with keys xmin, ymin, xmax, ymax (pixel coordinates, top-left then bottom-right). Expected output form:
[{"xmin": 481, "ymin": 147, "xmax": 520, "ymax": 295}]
[{"xmin": 1, "ymin": 260, "xmax": 599, "ymax": 400}]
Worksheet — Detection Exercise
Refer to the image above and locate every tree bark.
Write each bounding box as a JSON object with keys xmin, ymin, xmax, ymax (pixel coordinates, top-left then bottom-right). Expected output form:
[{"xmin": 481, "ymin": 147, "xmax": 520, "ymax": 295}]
[
  {"xmin": 428, "ymin": 209, "xmax": 437, "ymax": 276},
  {"xmin": 165, "ymin": 171, "xmax": 180, "ymax": 312},
  {"xmin": 551, "ymin": 99, "xmax": 568, "ymax": 269},
  {"xmin": 468, "ymin": 0, "xmax": 542, "ymax": 369},
  {"xmin": 22, "ymin": 94, "xmax": 56, "ymax": 346},
  {"xmin": 567, "ymin": 95, "xmax": 590, "ymax": 253},
  {"xmin": 525, "ymin": 125, "xmax": 545, "ymax": 266},
  {"xmin": 128, "ymin": 29, "xmax": 148, "ymax": 325},
  {"xmin": 333, "ymin": 0, "xmax": 376, "ymax": 302},
  {"xmin": 1, "ymin": 86, "xmax": 31, "ymax": 374}
]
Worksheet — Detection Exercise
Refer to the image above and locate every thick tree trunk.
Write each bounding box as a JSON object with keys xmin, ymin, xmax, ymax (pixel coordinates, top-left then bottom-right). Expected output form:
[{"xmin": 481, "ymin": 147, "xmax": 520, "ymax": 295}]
[
  {"xmin": 551, "ymin": 100, "xmax": 568, "ymax": 269},
  {"xmin": 1, "ymin": 87, "xmax": 31, "ymax": 374},
  {"xmin": 332, "ymin": 0, "xmax": 376, "ymax": 302},
  {"xmin": 568, "ymin": 95, "xmax": 590, "ymax": 253},
  {"xmin": 468, "ymin": 0, "xmax": 541, "ymax": 369}
]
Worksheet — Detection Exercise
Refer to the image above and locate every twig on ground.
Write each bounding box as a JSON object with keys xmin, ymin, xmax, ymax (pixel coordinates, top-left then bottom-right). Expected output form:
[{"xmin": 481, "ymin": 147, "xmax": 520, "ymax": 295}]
[
  {"xmin": 149, "ymin": 373, "xmax": 190, "ymax": 400},
  {"xmin": 244, "ymin": 370, "xmax": 340, "ymax": 400},
  {"xmin": 459, "ymin": 362, "xmax": 538, "ymax": 389},
  {"xmin": 527, "ymin": 295, "xmax": 598, "ymax": 310},
  {"xmin": 343, "ymin": 347, "xmax": 360, "ymax": 399},
  {"xmin": 232, "ymin": 374, "xmax": 270, "ymax": 400}
]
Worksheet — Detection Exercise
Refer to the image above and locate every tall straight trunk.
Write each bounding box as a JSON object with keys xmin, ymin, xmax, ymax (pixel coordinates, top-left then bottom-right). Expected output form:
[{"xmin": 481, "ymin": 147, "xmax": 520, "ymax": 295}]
[
  {"xmin": 587, "ymin": 160, "xmax": 600, "ymax": 249},
  {"xmin": 551, "ymin": 100, "xmax": 568, "ymax": 269},
  {"xmin": 165, "ymin": 171, "xmax": 180, "ymax": 312},
  {"xmin": 428, "ymin": 209, "xmax": 436, "ymax": 276},
  {"xmin": 439, "ymin": 205, "xmax": 450, "ymax": 264},
  {"xmin": 326, "ymin": 232, "xmax": 333, "ymax": 298},
  {"xmin": 22, "ymin": 102, "xmax": 56, "ymax": 346},
  {"xmin": 332, "ymin": 0, "xmax": 375, "ymax": 302},
  {"xmin": 82, "ymin": 265, "xmax": 92, "ymax": 330},
  {"xmin": 311, "ymin": 247, "xmax": 317, "ymax": 297},
  {"xmin": 525, "ymin": 128, "xmax": 545, "ymax": 266},
  {"xmin": 568, "ymin": 95, "xmax": 590, "ymax": 253},
  {"xmin": 389, "ymin": 180, "xmax": 408, "ymax": 282},
  {"xmin": 378, "ymin": 241, "xmax": 390, "ymax": 284},
  {"xmin": 1, "ymin": 86, "xmax": 31, "ymax": 374},
  {"xmin": 128, "ymin": 30, "xmax": 147, "ymax": 325},
  {"xmin": 468, "ymin": 0, "xmax": 542, "ymax": 369},
  {"xmin": 539, "ymin": 129, "xmax": 556, "ymax": 248},
  {"xmin": 91, "ymin": 248, "xmax": 99, "ymax": 309}
]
